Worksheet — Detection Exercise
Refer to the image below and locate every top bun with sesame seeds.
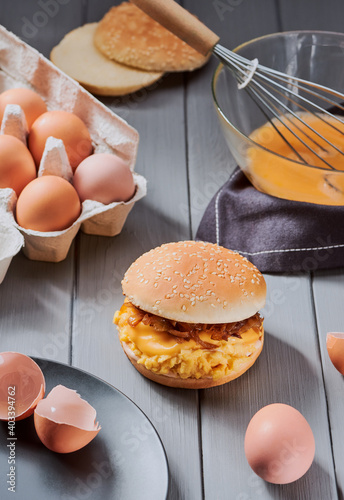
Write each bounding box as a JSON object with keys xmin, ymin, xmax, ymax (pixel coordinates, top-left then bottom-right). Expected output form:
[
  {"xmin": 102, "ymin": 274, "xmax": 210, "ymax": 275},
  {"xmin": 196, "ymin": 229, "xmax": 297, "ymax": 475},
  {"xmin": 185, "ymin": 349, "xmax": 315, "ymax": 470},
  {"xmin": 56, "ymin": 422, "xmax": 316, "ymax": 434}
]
[
  {"xmin": 94, "ymin": 2, "xmax": 209, "ymax": 72},
  {"xmin": 114, "ymin": 241, "xmax": 266, "ymax": 389},
  {"xmin": 122, "ymin": 240, "xmax": 266, "ymax": 324}
]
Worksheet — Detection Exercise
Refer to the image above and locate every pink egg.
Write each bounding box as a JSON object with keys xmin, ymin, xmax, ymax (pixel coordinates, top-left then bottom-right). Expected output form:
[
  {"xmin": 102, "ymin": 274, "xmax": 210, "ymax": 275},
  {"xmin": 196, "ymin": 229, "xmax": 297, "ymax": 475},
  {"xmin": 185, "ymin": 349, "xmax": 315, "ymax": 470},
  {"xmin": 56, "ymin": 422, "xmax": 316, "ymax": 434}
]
[
  {"xmin": 244, "ymin": 403, "xmax": 315, "ymax": 484},
  {"xmin": 73, "ymin": 153, "xmax": 136, "ymax": 204}
]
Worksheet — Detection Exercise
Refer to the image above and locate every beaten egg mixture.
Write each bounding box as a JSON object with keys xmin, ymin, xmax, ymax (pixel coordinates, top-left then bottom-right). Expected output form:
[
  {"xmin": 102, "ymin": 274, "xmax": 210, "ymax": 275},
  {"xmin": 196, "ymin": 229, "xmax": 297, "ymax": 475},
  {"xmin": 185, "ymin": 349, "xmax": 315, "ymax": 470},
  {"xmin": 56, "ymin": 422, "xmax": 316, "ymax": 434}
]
[{"xmin": 114, "ymin": 301, "xmax": 263, "ymax": 380}]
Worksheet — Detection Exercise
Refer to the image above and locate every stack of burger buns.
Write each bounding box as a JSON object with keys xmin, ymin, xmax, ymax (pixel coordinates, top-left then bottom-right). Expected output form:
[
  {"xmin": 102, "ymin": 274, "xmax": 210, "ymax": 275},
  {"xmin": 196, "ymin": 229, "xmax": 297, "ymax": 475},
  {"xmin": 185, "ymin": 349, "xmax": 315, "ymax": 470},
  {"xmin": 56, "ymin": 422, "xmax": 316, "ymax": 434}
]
[{"xmin": 50, "ymin": 2, "xmax": 209, "ymax": 96}]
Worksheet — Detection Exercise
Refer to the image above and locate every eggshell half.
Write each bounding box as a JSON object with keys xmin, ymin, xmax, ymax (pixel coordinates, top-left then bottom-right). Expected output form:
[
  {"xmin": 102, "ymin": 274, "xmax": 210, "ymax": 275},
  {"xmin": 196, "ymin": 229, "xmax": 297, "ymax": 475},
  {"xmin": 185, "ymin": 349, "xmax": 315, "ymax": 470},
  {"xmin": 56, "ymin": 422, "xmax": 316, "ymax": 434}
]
[
  {"xmin": 0, "ymin": 352, "xmax": 45, "ymax": 421},
  {"xmin": 34, "ymin": 385, "xmax": 101, "ymax": 453},
  {"xmin": 327, "ymin": 332, "xmax": 344, "ymax": 375},
  {"xmin": 244, "ymin": 403, "xmax": 315, "ymax": 484}
]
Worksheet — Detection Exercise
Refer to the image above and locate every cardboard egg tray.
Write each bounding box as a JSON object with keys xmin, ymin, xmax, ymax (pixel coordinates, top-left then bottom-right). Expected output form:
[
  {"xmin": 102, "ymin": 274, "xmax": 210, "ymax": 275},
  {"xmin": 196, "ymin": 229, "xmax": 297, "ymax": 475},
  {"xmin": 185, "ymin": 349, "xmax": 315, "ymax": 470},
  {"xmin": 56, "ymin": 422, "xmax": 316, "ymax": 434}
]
[{"xmin": 0, "ymin": 25, "xmax": 146, "ymax": 273}]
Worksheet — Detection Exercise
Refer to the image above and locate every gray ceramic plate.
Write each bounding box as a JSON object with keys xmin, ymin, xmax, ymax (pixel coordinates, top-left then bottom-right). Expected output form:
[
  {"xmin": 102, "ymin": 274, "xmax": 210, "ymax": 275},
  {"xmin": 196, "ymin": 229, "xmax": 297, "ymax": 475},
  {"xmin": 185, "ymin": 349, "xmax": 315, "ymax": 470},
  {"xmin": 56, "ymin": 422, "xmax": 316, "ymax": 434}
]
[{"xmin": 0, "ymin": 358, "xmax": 169, "ymax": 500}]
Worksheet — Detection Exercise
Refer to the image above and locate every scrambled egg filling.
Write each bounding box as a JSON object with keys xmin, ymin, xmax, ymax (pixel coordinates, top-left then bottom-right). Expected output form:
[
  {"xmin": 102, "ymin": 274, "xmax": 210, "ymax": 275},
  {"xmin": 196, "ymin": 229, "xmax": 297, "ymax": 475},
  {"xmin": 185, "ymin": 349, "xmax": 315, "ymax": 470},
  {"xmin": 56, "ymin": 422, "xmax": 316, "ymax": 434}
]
[{"xmin": 114, "ymin": 302, "xmax": 263, "ymax": 381}]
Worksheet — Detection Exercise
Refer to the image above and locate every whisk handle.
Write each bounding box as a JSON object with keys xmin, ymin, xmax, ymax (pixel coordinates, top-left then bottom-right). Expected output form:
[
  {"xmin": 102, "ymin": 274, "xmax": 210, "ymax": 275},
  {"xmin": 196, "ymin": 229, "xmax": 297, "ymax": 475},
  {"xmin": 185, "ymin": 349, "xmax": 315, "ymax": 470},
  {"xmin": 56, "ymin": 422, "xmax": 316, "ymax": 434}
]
[{"xmin": 130, "ymin": 0, "xmax": 219, "ymax": 56}]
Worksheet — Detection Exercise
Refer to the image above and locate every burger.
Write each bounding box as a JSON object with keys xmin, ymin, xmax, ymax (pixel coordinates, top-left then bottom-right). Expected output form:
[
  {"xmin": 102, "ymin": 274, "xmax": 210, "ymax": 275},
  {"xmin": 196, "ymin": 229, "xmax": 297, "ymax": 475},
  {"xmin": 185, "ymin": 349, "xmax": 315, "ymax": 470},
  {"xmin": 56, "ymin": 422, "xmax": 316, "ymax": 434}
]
[{"xmin": 114, "ymin": 240, "xmax": 266, "ymax": 389}]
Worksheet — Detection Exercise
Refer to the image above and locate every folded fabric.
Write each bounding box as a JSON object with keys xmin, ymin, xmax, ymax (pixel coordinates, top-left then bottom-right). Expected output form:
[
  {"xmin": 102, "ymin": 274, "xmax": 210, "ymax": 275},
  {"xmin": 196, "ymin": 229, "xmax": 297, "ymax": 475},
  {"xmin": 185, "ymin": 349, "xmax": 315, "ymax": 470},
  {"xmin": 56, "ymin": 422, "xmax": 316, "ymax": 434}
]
[{"xmin": 196, "ymin": 167, "xmax": 344, "ymax": 273}]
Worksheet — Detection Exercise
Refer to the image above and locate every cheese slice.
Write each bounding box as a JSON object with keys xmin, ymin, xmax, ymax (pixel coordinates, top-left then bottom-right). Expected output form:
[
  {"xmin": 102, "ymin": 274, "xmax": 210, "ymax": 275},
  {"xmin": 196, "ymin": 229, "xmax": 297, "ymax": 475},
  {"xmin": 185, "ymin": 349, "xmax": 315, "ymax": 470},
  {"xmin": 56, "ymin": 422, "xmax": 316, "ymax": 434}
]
[{"xmin": 114, "ymin": 301, "xmax": 260, "ymax": 357}]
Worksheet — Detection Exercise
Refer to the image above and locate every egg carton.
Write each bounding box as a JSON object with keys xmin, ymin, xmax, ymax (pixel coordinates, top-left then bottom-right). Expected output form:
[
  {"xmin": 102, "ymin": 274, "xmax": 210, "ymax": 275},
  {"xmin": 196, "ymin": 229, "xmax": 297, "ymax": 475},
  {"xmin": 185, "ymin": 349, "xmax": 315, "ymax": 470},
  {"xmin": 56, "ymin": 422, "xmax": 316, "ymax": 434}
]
[
  {"xmin": 0, "ymin": 193, "xmax": 24, "ymax": 284},
  {"xmin": 0, "ymin": 25, "xmax": 146, "ymax": 267}
]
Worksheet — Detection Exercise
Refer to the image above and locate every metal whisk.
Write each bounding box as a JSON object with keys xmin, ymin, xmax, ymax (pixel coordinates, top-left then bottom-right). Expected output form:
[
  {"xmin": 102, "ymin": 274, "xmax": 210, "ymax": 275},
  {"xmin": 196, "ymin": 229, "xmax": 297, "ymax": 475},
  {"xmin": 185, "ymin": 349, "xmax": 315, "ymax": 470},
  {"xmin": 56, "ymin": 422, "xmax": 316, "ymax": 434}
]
[{"xmin": 131, "ymin": 0, "xmax": 344, "ymax": 171}]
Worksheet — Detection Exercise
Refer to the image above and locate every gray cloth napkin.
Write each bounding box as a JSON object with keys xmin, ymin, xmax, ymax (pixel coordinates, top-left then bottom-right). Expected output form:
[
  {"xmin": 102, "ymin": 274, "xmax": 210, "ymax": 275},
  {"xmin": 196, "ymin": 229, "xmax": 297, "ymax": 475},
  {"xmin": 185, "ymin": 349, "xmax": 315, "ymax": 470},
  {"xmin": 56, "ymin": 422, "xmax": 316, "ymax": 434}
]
[{"xmin": 196, "ymin": 167, "xmax": 344, "ymax": 273}]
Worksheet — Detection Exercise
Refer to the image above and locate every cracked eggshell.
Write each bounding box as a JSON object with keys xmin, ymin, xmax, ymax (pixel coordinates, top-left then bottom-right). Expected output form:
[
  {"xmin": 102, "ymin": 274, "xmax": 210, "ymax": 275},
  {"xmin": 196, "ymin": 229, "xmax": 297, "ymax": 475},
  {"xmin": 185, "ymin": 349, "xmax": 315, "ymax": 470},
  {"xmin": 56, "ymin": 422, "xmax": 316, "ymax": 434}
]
[
  {"xmin": 0, "ymin": 352, "xmax": 45, "ymax": 421},
  {"xmin": 34, "ymin": 385, "xmax": 101, "ymax": 453},
  {"xmin": 327, "ymin": 332, "xmax": 344, "ymax": 375}
]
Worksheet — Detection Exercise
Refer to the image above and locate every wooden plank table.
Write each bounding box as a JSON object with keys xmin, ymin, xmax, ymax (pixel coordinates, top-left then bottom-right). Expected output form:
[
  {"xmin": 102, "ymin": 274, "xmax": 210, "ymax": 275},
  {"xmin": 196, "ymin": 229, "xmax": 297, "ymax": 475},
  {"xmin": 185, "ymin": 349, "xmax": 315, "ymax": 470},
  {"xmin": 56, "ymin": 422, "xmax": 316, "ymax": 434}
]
[{"xmin": 1, "ymin": 1, "xmax": 344, "ymax": 499}]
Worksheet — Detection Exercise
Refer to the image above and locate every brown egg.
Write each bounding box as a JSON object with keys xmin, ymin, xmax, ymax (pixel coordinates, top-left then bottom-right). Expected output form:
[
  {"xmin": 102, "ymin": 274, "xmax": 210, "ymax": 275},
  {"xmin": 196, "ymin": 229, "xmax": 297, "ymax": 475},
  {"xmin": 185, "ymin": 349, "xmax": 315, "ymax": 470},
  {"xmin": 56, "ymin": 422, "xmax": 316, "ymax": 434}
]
[
  {"xmin": 244, "ymin": 403, "xmax": 315, "ymax": 484},
  {"xmin": 34, "ymin": 385, "xmax": 101, "ymax": 453},
  {"xmin": 326, "ymin": 332, "xmax": 344, "ymax": 374},
  {"xmin": 16, "ymin": 175, "xmax": 81, "ymax": 232},
  {"xmin": 73, "ymin": 153, "xmax": 136, "ymax": 204},
  {"xmin": 0, "ymin": 88, "xmax": 47, "ymax": 130},
  {"xmin": 0, "ymin": 135, "xmax": 36, "ymax": 195},
  {"xmin": 0, "ymin": 351, "xmax": 45, "ymax": 421},
  {"xmin": 28, "ymin": 110, "xmax": 93, "ymax": 170}
]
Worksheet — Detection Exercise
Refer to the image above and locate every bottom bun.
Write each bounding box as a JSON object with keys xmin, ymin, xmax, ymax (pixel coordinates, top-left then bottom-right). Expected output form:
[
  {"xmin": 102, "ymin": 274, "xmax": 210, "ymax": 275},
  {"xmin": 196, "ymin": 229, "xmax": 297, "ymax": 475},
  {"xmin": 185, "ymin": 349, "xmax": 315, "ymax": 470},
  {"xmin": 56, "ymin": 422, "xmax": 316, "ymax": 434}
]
[
  {"xmin": 120, "ymin": 336, "xmax": 264, "ymax": 389},
  {"xmin": 51, "ymin": 23, "xmax": 163, "ymax": 96}
]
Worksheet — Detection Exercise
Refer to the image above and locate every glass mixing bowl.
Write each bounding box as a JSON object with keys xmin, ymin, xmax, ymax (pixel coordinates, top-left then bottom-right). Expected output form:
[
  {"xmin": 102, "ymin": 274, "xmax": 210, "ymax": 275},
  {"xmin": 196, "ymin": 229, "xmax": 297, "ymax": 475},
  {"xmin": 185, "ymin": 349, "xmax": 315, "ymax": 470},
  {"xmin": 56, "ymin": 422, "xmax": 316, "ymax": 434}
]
[{"xmin": 212, "ymin": 31, "xmax": 344, "ymax": 205}]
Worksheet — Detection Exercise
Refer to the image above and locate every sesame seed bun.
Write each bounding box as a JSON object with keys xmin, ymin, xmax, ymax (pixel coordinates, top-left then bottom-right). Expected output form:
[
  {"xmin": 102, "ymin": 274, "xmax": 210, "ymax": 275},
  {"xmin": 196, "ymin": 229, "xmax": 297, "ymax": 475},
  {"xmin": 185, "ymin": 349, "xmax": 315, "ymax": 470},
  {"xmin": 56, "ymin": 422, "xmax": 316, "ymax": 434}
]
[
  {"xmin": 94, "ymin": 2, "xmax": 209, "ymax": 72},
  {"xmin": 122, "ymin": 241, "xmax": 266, "ymax": 324},
  {"xmin": 120, "ymin": 337, "xmax": 264, "ymax": 389}
]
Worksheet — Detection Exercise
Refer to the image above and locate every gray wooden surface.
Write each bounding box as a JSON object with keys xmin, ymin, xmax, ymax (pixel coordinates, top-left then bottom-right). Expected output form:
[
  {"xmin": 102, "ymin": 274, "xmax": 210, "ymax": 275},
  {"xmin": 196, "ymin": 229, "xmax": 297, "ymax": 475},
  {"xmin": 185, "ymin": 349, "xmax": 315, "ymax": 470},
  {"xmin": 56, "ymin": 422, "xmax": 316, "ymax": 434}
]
[{"xmin": 0, "ymin": 1, "xmax": 344, "ymax": 499}]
